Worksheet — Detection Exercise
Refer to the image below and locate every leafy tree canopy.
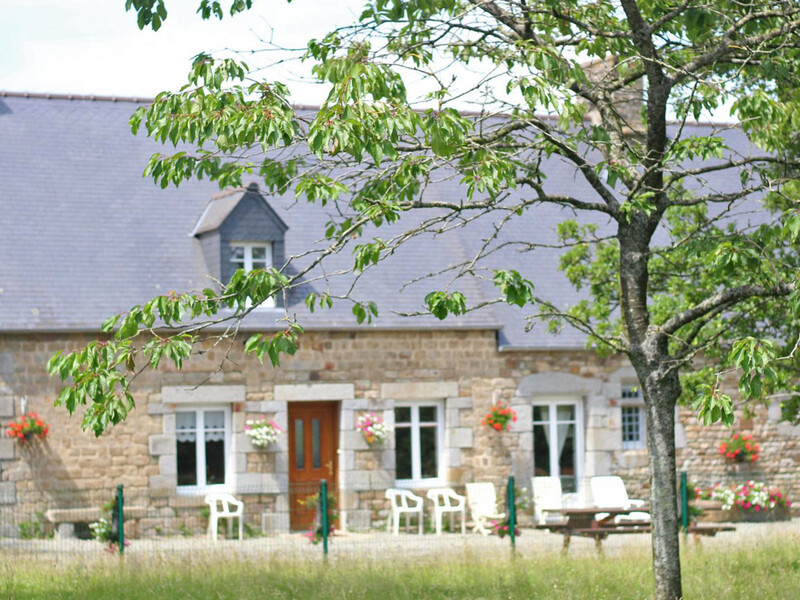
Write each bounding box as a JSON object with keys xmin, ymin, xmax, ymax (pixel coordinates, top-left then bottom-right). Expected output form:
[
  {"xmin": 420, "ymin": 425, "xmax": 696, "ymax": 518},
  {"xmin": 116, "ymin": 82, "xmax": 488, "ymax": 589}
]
[{"xmin": 47, "ymin": 3, "xmax": 800, "ymax": 597}]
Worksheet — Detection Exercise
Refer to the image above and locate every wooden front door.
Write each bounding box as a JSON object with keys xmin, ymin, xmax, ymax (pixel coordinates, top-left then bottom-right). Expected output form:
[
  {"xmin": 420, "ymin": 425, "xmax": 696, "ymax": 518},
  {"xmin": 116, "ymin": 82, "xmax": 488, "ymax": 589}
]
[{"xmin": 288, "ymin": 401, "xmax": 339, "ymax": 531}]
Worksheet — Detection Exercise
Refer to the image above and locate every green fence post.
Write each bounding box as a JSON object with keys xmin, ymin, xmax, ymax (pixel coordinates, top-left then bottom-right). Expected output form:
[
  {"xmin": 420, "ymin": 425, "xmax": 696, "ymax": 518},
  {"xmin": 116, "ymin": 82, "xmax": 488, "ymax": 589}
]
[
  {"xmin": 320, "ymin": 479, "xmax": 329, "ymax": 558},
  {"xmin": 507, "ymin": 476, "xmax": 516, "ymax": 553},
  {"xmin": 680, "ymin": 471, "xmax": 688, "ymax": 533},
  {"xmin": 116, "ymin": 484, "xmax": 125, "ymax": 555}
]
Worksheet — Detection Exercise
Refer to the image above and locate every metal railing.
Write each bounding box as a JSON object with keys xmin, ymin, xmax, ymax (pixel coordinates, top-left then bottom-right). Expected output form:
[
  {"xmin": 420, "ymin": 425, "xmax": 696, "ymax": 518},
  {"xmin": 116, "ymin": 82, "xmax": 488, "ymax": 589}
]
[{"xmin": 0, "ymin": 473, "xmax": 795, "ymax": 562}]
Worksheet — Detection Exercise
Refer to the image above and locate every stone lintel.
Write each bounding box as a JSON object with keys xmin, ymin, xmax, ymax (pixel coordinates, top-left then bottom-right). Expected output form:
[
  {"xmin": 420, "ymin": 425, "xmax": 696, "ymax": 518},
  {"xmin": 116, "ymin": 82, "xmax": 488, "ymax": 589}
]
[
  {"xmin": 381, "ymin": 381, "xmax": 458, "ymax": 400},
  {"xmin": 274, "ymin": 383, "xmax": 354, "ymax": 402},
  {"xmin": 162, "ymin": 385, "xmax": 245, "ymax": 404},
  {"xmin": 517, "ymin": 372, "xmax": 602, "ymax": 398}
]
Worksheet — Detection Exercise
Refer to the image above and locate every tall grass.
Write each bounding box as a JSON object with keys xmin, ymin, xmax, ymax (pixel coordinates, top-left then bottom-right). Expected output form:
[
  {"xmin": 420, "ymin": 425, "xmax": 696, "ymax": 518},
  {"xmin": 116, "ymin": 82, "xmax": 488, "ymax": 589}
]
[{"xmin": 2, "ymin": 535, "xmax": 799, "ymax": 599}]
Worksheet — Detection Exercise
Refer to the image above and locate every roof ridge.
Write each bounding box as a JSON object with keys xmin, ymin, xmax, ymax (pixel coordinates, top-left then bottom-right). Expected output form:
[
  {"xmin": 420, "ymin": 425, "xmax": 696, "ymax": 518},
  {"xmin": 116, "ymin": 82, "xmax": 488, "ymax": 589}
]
[
  {"xmin": 0, "ymin": 90, "xmax": 153, "ymax": 104},
  {"xmin": 0, "ymin": 90, "xmax": 738, "ymax": 128}
]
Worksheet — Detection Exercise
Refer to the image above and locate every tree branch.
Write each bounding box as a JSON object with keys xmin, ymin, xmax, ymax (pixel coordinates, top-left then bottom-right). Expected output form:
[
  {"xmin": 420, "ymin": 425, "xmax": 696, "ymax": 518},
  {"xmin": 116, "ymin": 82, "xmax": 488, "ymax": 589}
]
[{"xmin": 659, "ymin": 282, "xmax": 795, "ymax": 337}]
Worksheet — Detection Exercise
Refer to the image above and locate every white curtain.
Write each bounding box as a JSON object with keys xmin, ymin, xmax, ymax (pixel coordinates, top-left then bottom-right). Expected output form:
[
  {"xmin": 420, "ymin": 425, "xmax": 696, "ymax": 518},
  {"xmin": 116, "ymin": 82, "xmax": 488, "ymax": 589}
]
[{"xmin": 557, "ymin": 423, "xmax": 572, "ymax": 463}]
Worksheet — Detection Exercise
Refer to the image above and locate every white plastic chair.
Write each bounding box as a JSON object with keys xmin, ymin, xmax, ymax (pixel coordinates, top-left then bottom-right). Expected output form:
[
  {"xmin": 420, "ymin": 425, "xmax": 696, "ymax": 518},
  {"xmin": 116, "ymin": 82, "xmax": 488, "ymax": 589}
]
[
  {"xmin": 589, "ymin": 476, "xmax": 650, "ymax": 523},
  {"xmin": 532, "ymin": 476, "xmax": 564, "ymax": 524},
  {"xmin": 385, "ymin": 488, "xmax": 424, "ymax": 535},
  {"xmin": 204, "ymin": 492, "xmax": 244, "ymax": 541},
  {"xmin": 465, "ymin": 483, "xmax": 505, "ymax": 535},
  {"xmin": 426, "ymin": 488, "xmax": 466, "ymax": 535}
]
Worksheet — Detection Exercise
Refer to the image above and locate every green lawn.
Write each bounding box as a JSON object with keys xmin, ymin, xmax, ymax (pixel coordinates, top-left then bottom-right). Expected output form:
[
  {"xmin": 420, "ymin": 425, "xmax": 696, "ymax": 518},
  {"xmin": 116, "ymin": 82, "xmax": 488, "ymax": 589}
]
[{"xmin": 2, "ymin": 536, "xmax": 799, "ymax": 599}]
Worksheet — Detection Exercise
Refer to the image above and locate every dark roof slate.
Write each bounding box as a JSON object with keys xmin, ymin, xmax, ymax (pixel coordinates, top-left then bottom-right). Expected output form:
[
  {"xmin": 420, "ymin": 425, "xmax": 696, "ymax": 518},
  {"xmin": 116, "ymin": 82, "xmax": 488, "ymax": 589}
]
[{"xmin": 0, "ymin": 94, "xmax": 762, "ymax": 350}]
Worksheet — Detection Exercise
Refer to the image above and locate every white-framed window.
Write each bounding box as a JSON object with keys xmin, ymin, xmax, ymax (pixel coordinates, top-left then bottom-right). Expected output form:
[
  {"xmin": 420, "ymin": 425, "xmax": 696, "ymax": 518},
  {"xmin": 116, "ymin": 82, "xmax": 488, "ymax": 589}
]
[
  {"xmin": 394, "ymin": 401, "xmax": 444, "ymax": 486},
  {"xmin": 176, "ymin": 406, "xmax": 232, "ymax": 493},
  {"xmin": 620, "ymin": 385, "xmax": 646, "ymax": 450},
  {"xmin": 230, "ymin": 242, "xmax": 275, "ymax": 307},
  {"xmin": 532, "ymin": 399, "xmax": 584, "ymax": 493}
]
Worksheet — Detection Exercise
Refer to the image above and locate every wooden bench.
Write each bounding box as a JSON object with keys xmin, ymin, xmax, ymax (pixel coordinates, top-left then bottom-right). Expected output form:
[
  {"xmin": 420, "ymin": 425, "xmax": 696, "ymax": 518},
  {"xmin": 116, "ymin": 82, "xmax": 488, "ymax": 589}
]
[{"xmin": 44, "ymin": 506, "xmax": 146, "ymax": 539}]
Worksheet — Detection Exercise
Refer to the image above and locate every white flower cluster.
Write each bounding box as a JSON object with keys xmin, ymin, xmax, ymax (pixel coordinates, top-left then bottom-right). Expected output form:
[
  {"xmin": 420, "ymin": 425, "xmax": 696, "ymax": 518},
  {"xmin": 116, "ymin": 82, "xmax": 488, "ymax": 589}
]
[
  {"xmin": 710, "ymin": 485, "xmax": 736, "ymax": 510},
  {"xmin": 356, "ymin": 412, "xmax": 391, "ymax": 444},
  {"xmin": 245, "ymin": 417, "xmax": 283, "ymax": 448},
  {"xmin": 89, "ymin": 517, "xmax": 112, "ymax": 543}
]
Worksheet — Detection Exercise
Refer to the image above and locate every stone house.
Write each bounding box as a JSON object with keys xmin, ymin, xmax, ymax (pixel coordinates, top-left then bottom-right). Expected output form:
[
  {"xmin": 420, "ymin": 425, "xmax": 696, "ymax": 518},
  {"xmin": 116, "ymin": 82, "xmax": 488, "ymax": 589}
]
[{"xmin": 0, "ymin": 92, "xmax": 797, "ymax": 534}]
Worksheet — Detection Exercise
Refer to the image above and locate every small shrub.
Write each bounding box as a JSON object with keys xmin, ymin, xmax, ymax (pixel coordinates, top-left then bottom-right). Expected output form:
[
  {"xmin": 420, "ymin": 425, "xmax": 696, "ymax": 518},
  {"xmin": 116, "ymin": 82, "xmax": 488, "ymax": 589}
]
[{"xmin": 18, "ymin": 512, "xmax": 50, "ymax": 539}]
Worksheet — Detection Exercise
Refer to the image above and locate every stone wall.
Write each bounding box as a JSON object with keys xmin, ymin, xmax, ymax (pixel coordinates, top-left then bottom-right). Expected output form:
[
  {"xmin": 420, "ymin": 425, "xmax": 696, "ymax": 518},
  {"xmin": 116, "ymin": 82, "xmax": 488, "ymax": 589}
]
[{"xmin": 1, "ymin": 330, "xmax": 799, "ymax": 534}]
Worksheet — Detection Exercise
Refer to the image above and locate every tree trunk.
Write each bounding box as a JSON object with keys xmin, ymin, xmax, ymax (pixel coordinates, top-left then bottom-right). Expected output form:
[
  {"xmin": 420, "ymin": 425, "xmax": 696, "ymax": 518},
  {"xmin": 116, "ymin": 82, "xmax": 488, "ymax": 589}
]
[{"xmin": 640, "ymin": 366, "xmax": 683, "ymax": 600}]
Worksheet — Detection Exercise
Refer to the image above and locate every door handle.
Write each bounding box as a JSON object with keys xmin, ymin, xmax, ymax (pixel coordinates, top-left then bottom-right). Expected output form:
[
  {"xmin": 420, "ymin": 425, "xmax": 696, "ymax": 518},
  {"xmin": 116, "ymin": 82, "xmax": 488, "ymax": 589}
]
[{"xmin": 326, "ymin": 460, "xmax": 334, "ymax": 476}]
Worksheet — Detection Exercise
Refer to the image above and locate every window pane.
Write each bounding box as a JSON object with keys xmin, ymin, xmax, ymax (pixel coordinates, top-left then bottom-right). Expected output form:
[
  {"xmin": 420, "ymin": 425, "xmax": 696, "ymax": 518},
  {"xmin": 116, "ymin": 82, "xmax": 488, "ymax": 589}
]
[
  {"xmin": 312, "ymin": 419, "xmax": 321, "ymax": 469},
  {"xmin": 177, "ymin": 438, "xmax": 197, "ymax": 486},
  {"xmin": 231, "ymin": 246, "xmax": 245, "ymax": 261},
  {"xmin": 558, "ymin": 423, "xmax": 576, "ymax": 493},
  {"xmin": 394, "ymin": 407, "xmax": 411, "ymax": 424},
  {"xmin": 419, "ymin": 406, "xmax": 437, "ymax": 423},
  {"xmin": 622, "ymin": 406, "xmax": 642, "ymax": 447},
  {"xmin": 533, "ymin": 406, "xmax": 549, "ymax": 422},
  {"xmin": 556, "ymin": 405, "xmax": 575, "ymax": 421},
  {"xmin": 533, "ymin": 423, "xmax": 550, "ymax": 477},
  {"xmin": 176, "ymin": 412, "xmax": 196, "ymax": 432},
  {"xmin": 205, "ymin": 438, "xmax": 225, "ymax": 485},
  {"xmin": 395, "ymin": 426, "xmax": 412, "ymax": 480},
  {"xmin": 205, "ymin": 410, "xmax": 224, "ymax": 431},
  {"xmin": 419, "ymin": 426, "xmax": 438, "ymax": 479},
  {"xmin": 251, "ymin": 246, "xmax": 266, "ymax": 261},
  {"xmin": 294, "ymin": 419, "xmax": 305, "ymax": 470}
]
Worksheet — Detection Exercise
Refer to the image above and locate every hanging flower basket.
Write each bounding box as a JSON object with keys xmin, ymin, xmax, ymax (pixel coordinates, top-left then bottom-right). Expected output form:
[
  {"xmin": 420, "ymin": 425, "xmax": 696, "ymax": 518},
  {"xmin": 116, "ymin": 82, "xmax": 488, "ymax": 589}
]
[
  {"xmin": 244, "ymin": 416, "xmax": 282, "ymax": 448},
  {"xmin": 356, "ymin": 412, "xmax": 391, "ymax": 444},
  {"xmin": 482, "ymin": 402, "xmax": 517, "ymax": 432},
  {"xmin": 5, "ymin": 412, "xmax": 49, "ymax": 444},
  {"xmin": 718, "ymin": 432, "xmax": 759, "ymax": 463}
]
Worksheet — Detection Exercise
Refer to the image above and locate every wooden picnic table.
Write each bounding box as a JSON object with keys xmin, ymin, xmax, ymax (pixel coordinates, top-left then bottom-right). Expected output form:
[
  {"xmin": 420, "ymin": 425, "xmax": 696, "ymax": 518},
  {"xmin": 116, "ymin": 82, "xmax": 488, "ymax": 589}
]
[
  {"xmin": 537, "ymin": 506, "xmax": 652, "ymax": 554},
  {"xmin": 538, "ymin": 506, "xmax": 735, "ymax": 554}
]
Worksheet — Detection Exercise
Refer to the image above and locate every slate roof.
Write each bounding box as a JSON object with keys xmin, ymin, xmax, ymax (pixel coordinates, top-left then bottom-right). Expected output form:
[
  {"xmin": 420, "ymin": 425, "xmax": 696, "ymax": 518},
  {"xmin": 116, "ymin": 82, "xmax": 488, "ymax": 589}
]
[{"xmin": 0, "ymin": 92, "xmax": 762, "ymax": 350}]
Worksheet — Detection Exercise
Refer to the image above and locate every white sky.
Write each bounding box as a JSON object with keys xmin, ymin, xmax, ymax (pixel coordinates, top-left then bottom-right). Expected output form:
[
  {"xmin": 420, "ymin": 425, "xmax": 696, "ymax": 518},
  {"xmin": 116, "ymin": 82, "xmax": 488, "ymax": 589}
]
[
  {"xmin": 2, "ymin": 1, "xmax": 732, "ymax": 120},
  {"xmin": 1, "ymin": 0, "xmax": 364, "ymax": 103}
]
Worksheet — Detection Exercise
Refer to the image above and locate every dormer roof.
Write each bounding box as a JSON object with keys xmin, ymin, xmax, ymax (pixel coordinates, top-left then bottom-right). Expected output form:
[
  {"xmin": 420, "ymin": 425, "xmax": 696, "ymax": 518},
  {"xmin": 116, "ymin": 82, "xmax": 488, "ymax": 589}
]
[{"xmin": 192, "ymin": 182, "xmax": 288, "ymax": 237}]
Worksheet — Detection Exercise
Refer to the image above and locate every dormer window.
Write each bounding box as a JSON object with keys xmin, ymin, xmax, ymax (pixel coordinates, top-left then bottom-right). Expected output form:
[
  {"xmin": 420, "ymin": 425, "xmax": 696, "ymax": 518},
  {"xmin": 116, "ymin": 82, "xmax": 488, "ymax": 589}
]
[{"xmin": 193, "ymin": 183, "xmax": 289, "ymax": 308}]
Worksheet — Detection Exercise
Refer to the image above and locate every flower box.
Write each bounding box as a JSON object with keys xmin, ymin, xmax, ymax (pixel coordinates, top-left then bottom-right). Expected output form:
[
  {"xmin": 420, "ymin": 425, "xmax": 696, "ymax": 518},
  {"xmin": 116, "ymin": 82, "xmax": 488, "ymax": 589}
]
[{"xmin": 729, "ymin": 505, "xmax": 791, "ymax": 523}]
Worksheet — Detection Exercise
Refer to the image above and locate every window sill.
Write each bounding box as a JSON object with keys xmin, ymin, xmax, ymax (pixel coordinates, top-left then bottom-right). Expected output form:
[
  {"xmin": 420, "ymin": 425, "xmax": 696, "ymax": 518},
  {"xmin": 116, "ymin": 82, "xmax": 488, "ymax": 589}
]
[
  {"xmin": 393, "ymin": 478, "xmax": 446, "ymax": 489},
  {"xmin": 176, "ymin": 484, "xmax": 232, "ymax": 497}
]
